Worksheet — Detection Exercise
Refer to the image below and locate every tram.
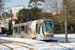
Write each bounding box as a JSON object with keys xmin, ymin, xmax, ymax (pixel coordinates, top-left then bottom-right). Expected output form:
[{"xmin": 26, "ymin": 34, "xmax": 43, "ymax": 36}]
[{"xmin": 14, "ymin": 19, "xmax": 54, "ymax": 40}]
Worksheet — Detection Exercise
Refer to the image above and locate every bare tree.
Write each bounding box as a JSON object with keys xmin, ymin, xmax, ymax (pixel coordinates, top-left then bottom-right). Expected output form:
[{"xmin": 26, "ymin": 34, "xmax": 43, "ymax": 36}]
[
  {"xmin": 62, "ymin": 0, "xmax": 75, "ymax": 42},
  {"xmin": 42, "ymin": 0, "xmax": 62, "ymax": 13},
  {"xmin": 0, "ymin": 0, "xmax": 4, "ymax": 13},
  {"xmin": 42, "ymin": 0, "xmax": 75, "ymax": 42},
  {"xmin": 42, "ymin": 0, "xmax": 64, "ymax": 31}
]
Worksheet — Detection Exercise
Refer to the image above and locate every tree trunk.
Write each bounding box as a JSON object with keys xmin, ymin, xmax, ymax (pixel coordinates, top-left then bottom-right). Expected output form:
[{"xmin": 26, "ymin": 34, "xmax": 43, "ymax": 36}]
[
  {"xmin": 55, "ymin": 0, "xmax": 58, "ymax": 14},
  {"xmin": 65, "ymin": 10, "xmax": 68, "ymax": 42},
  {"xmin": 65, "ymin": 20, "xmax": 68, "ymax": 42}
]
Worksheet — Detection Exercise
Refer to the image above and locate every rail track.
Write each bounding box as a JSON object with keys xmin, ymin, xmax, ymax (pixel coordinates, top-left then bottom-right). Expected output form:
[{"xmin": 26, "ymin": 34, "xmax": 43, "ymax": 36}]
[
  {"xmin": 0, "ymin": 39, "xmax": 34, "ymax": 50},
  {"xmin": 0, "ymin": 38, "xmax": 75, "ymax": 50},
  {"xmin": 41, "ymin": 40, "xmax": 74, "ymax": 50}
]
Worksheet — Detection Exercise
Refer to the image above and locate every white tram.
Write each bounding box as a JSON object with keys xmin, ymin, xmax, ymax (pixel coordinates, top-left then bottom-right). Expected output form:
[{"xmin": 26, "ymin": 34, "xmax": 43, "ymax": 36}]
[{"xmin": 14, "ymin": 19, "xmax": 54, "ymax": 40}]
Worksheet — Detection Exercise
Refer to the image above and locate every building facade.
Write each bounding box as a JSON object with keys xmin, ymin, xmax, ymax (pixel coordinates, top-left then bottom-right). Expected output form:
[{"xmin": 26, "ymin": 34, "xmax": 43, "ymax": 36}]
[
  {"xmin": 0, "ymin": 13, "xmax": 2, "ymax": 20},
  {"xmin": 0, "ymin": 12, "xmax": 11, "ymax": 33},
  {"xmin": 12, "ymin": 5, "xmax": 25, "ymax": 16},
  {"xmin": 4, "ymin": 18, "xmax": 9, "ymax": 30},
  {"xmin": 0, "ymin": 19, "xmax": 4, "ymax": 32}
]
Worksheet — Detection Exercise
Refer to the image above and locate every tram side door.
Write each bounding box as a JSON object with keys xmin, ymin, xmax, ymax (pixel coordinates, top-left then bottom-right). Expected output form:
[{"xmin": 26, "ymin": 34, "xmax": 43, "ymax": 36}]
[
  {"xmin": 36, "ymin": 24, "xmax": 44, "ymax": 40},
  {"xmin": 40, "ymin": 24, "xmax": 44, "ymax": 39},
  {"xmin": 37, "ymin": 24, "xmax": 40, "ymax": 34},
  {"xmin": 37, "ymin": 24, "xmax": 43, "ymax": 39},
  {"xmin": 37, "ymin": 24, "xmax": 40, "ymax": 39}
]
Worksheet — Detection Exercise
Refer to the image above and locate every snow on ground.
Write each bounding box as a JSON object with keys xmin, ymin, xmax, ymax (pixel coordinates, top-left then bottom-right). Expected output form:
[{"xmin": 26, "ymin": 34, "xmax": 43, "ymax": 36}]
[
  {"xmin": 0, "ymin": 34, "xmax": 75, "ymax": 41},
  {"xmin": 0, "ymin": 37, "xmax": 47, "ymax": 45},
  {"xmin": 0, "ymin": 45, "xmax": 10, "ymax": 50},
  {"xmin": 0, "ymin": 34, "xmax": 75, "ymax": 50},
  {"xmin": 36, "ymin": 45, "xmax": 68, "ymax": 50},
  {"xmin": 33, "ymin": 43, "xmax": 75, "ymax": 50},
  {"xmin": 53, "ymin": 34, "xmax": 75, "ymax": 42},
  {"xmin": 54, "ymin": 34, "xmax": 75, "ymax": 38},
  {"xmin": 0, "ymin": 34, "xmax": 75, "ymax": 43},
  {"xmin": 0, "ymin": 34, "xmax": 12, "ymax": 37},
  {"xmin": 0, "ymin": 43, "xmax": 29, "ymax": 50}
]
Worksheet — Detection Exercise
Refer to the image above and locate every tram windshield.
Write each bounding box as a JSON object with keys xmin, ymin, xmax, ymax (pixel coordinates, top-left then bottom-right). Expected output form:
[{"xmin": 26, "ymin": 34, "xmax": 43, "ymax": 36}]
[{"xmin": 44, "ymin": 21, "xmax": 53, "ymax": 33}]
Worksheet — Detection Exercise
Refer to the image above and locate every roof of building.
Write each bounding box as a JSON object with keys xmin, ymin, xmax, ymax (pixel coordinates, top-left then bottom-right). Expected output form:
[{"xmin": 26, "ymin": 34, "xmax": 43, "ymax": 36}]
[{"xmin": 13, "ymin": 5, "xmax": 25, "ymax": 7}]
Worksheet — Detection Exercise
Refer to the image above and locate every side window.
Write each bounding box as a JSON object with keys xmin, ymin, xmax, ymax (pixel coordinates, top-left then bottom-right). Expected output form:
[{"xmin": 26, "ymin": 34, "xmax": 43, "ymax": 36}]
[
  {"xmin": 36, "ymin": 24, "xmax": 38, "ymax": 33},
  {"xmin": 24, "ymin": 26, "xmax": 26, "ymax": 33},
  {"xmin": 27, "ymin": 26, "xmax": 29, "ymax": 34},
  {"xmin": 20, "ymin": 26, "xmax": 21, "ymax": 33},
  {"xmin": 18, "ymin": 27, "xmax": 20, "ymax": 33},
  {"xmin": 37, "ymin": 24, "xmax": 40, "ymax": 34},
  {"xmin": 21, "ymin": 26, "xmax": 24, "ymax": 31},
  {"xmin": 42, "ymin": 25, "xmax": 45, "ymax": 35},
  {"xmin": 25, "ymin": 26, "xmax": 27, "ymax": 33},
  {"xmin": 14, "ymin": 27, "xmax": 17, "ymax": 33},
  {"xmin": 21, "ymin": 26, "xmax": 24, "ymax": 34}
]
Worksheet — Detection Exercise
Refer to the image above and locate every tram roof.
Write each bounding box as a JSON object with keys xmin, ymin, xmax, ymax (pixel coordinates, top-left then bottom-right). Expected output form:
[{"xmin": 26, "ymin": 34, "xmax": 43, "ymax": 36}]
[{"xmin": 14, "ymin": 19, "xmax": 52, "ymax": 26}]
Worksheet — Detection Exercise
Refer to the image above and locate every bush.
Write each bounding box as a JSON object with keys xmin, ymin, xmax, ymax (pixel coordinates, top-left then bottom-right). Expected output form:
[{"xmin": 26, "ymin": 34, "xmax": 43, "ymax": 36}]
[
  {"xmin": 54, "ymin": 30, "xmax": 75, "ymax": 34},
  {"xmin": 7, "ymin": 32, "xmax": 12, "ymax": 35},
  {"xmin": 0, "ymin": 32, "xmax": 2, "ymax": 34},
  {"xmin": 53, "ymin": 27, "xmax": 64, "ymax": 34},
  {"xmin": 68, "ymin": 30, "xmax": 75, "ymax": 33},
  {"xmin": 54, "ymin": 31, "xmax": 65, "ymax": 34},
  {"xmin": 1, "ymin": 27, "xmax": 8, "ymax": 34}
]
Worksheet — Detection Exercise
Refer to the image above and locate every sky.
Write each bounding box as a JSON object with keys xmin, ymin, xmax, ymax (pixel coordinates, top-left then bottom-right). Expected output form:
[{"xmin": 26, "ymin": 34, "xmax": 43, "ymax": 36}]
[
  {"xmin": 4, "ymin": 0, "xmax": 30, "ymax": 9},
  {"xmin": 4, "ymin": 0, "xmax": 62, "ymax": 12}
]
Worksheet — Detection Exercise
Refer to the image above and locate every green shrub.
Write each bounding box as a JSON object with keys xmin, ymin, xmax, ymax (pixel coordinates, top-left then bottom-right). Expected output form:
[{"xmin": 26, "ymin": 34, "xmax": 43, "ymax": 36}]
[
  {"xmin": 7, "ymin": 32, "xmax": 12, "ymax": 35},
  {"xmin": 68, "ymin": 30, "xmax": 75, "ymax": 33},
  {"xmin": 54, "ymin": 30, "xmax": 75, "ymax": 34}
]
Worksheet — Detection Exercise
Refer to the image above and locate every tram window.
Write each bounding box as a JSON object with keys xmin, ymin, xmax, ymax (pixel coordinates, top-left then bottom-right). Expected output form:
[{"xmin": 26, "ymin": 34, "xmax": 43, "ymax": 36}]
[
  {"xmin": 25, "ymin": 26, "xmax": 27, "ymax": 33},
  {"xmin": 36, "ymin": 24, "xmax": 38, "ymax": 33},
  {"xmin": 25, "ymin": 26, "xmax": 29, "ymax": 34},
  {"xmin": 20, "ymin": 26, "xmax": 24, "ymax": 34},
  {"xmin": 14, "ymin": 27, "xmax": 20, "ymax": 33},
  {"xmin": 44, "ymin": 21, "xmax": 53, "ymax": 33},
  {"xmin": 21, "ymin": 26, "xmax": 24, "ymax": 31},
  {"xmin": 24, "ymin": 26, "xmax": 26, "ymax": 33},
  {"xmin": 42, "ymin": 25, "xmax": 44, "ymax": 33},
  {"xmin": 37, "ymin": 24, "xmax": 40, "ymax": 34},
  {"xmin": 18, "ymin": 27, "xmax": 20, "ymax": 33},
  {"xmin": 20, "ymin": 26, "xmax": 21, "ymax": 33},
  {"xmin": 27, "ymin": 26, "xmax": 29, "ymax": 34},
  {"xmin": 14, "ymin": 27, "xmax": 17, "ymax": 33}
]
